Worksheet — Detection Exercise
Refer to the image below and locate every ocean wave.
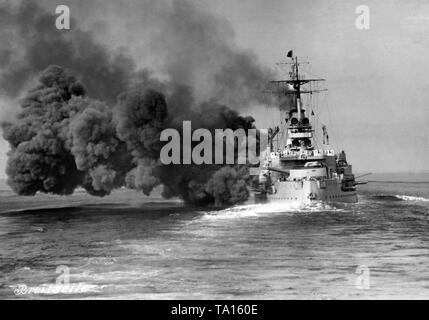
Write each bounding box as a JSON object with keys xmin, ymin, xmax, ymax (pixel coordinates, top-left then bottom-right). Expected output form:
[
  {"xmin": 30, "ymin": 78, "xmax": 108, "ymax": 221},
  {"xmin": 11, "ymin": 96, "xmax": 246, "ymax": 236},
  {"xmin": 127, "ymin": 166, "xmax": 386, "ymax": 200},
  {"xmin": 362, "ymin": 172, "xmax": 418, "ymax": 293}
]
[
  {"xmin": 395, "ymin": 195, "xmax": 429, "ymax": 202},
  {"xmin": 201, "ymin": 201, "xmax": 342, "ymax": 220},
  {"xmin": 372, "ymin": 195, "xmax": 404, "ymax": 202}
]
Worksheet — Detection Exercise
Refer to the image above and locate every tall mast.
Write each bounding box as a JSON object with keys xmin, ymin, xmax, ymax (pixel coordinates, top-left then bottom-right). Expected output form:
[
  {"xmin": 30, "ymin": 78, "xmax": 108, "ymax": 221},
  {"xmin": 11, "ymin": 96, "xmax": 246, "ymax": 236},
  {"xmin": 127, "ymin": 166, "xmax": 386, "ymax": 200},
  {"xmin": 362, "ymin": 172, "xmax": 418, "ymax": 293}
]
[
  {"xmin": 294, "ymin": 56, "xmax": 302, "ymax": 120},
  {"xmin": 264, "ymin": 52, "xmax": 328, "ymax": 151},
  {"xmin": 268, "ymin": 52, "xmax": 327, "ymax": 119}
]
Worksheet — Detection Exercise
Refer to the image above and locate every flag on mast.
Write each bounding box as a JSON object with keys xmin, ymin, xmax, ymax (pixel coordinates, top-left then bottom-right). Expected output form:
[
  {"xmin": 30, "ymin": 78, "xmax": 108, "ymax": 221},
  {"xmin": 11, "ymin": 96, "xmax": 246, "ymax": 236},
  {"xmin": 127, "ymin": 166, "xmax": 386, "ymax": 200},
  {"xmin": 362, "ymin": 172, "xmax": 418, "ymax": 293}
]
[{"xmin": 287, "ymin": 50, "xmax": 293, "ymax": 58}]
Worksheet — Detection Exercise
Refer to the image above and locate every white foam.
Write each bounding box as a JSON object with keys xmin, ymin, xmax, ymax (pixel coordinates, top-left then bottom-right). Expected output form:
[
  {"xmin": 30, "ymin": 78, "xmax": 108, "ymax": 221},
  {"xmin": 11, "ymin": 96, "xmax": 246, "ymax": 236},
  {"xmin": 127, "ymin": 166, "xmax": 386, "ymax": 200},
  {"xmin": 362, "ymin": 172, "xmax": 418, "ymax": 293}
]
[
  {"xmin": 201, "ymin": 201, "xmax": 341, "ymax": 220},
  {"xmin": 395, "ymin": 195, "xmax": 429, "ymax": 202}
]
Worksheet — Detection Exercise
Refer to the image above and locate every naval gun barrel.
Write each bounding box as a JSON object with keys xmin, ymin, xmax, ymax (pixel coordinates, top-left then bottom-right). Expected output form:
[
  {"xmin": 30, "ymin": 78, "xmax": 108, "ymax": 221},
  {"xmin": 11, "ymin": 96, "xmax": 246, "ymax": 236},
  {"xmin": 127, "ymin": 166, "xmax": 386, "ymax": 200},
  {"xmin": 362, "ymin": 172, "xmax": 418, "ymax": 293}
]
[
  {"xmin": 355, "ymin": 173, "xmax": 372, "ymax": 179},
  {"xmin": 354, "ymin": 181, "xmax": 369, "ymax": 185},
  {"xmin": 267, "ymin": 167, "xmax": 290, "ymax": 175}
]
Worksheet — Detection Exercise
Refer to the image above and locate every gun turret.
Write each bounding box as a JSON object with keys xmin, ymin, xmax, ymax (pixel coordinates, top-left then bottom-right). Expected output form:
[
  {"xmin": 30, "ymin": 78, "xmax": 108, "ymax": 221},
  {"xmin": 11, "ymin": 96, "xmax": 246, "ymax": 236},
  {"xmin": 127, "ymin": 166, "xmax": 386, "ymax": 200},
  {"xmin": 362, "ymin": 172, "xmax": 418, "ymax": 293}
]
[{"xmin": 267, "ymin": 167, "xmax": 290, "ymax": 175}]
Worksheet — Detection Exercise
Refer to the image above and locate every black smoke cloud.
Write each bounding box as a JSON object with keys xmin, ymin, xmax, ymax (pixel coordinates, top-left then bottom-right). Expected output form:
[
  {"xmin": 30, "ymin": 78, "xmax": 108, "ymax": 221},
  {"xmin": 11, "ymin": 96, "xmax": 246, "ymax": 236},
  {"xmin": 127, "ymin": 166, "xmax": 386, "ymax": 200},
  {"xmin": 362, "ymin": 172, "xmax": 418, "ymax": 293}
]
[
  {"xmin": 147, "ymin": 0, "xmax": 274, "ymax": 108},
  {"xmin": 0, "ymin": 0, "xmax": 271, "ymax": 206},
  {"xmin": 0, "ymin": 0, "xmax": 134, "ymax": 104}
]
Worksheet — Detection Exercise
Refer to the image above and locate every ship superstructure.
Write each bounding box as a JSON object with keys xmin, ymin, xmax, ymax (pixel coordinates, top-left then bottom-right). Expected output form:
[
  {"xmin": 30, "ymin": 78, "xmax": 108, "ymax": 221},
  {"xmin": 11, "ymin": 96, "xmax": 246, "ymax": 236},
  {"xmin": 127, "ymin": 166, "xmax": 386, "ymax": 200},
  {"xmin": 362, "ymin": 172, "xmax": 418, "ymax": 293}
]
[{"xmin": 255, "ymin": 52, "xmax": 358, "ymax": 204}]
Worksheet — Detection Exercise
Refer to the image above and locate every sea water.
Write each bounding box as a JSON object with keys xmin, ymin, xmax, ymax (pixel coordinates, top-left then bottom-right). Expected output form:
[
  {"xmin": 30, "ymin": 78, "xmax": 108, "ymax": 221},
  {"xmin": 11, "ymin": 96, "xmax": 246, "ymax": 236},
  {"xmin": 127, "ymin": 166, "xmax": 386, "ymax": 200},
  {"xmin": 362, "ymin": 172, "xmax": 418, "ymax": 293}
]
[{"xmin": 0, "ymin": 174, "xmax": 428, "ymax": 299}]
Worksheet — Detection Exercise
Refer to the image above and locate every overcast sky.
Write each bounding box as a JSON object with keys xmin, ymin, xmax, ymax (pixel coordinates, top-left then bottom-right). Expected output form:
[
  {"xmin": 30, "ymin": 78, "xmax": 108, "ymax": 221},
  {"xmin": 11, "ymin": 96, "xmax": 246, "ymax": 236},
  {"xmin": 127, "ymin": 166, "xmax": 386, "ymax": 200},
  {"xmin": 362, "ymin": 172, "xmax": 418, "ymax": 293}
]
[
  {"xmin": 1, "ymin": 0, "xmax": 428, "ymax": 177},
  {"xmin": 202, "ymin": 0, "xmax": 429, "ymax": 173}
]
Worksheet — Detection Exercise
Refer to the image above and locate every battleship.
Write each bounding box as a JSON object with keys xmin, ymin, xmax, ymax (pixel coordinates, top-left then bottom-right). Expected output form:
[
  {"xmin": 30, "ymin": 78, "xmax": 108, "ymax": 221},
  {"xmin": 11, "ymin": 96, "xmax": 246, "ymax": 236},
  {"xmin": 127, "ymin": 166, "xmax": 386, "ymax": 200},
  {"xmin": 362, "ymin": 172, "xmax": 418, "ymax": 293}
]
[{"xmin": 254, "ymin": 51, "xmax": 366, "ymax": 204}]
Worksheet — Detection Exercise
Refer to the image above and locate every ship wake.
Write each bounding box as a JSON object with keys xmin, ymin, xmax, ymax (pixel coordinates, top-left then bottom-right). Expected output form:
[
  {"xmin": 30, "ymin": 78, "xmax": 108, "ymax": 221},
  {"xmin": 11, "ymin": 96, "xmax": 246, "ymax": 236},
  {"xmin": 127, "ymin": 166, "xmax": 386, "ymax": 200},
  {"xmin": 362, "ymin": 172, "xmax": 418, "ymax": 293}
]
[
  {"xmin": 395, "ymin": 195, "xmax": 429, "ymax": 202},
  {"xmin": 372, "ymin": 194, "xmax": 429, "ymax": 202},
  {"xmin": 201, "ymin": 201, "xmax": 344, "ymax": 220}
]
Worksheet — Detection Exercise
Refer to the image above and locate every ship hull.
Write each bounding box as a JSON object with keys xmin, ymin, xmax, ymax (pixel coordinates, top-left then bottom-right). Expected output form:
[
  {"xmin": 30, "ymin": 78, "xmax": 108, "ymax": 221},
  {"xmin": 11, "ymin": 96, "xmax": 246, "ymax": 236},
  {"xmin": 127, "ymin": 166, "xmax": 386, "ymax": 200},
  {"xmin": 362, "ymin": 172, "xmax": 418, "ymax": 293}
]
[{"xmin": 254, "ymin": 179, "xmax": 357, "ymax": 204}]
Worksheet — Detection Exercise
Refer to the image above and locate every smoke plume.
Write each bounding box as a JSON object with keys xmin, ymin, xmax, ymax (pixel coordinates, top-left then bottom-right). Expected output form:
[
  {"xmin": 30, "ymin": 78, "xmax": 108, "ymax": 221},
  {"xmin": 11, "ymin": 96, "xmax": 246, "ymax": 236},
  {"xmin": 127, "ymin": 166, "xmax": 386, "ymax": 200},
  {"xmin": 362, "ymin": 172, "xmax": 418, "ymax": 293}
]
[{"xmin": 0, "ymin": 0, "xmax": 272, "ymax": 206}]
